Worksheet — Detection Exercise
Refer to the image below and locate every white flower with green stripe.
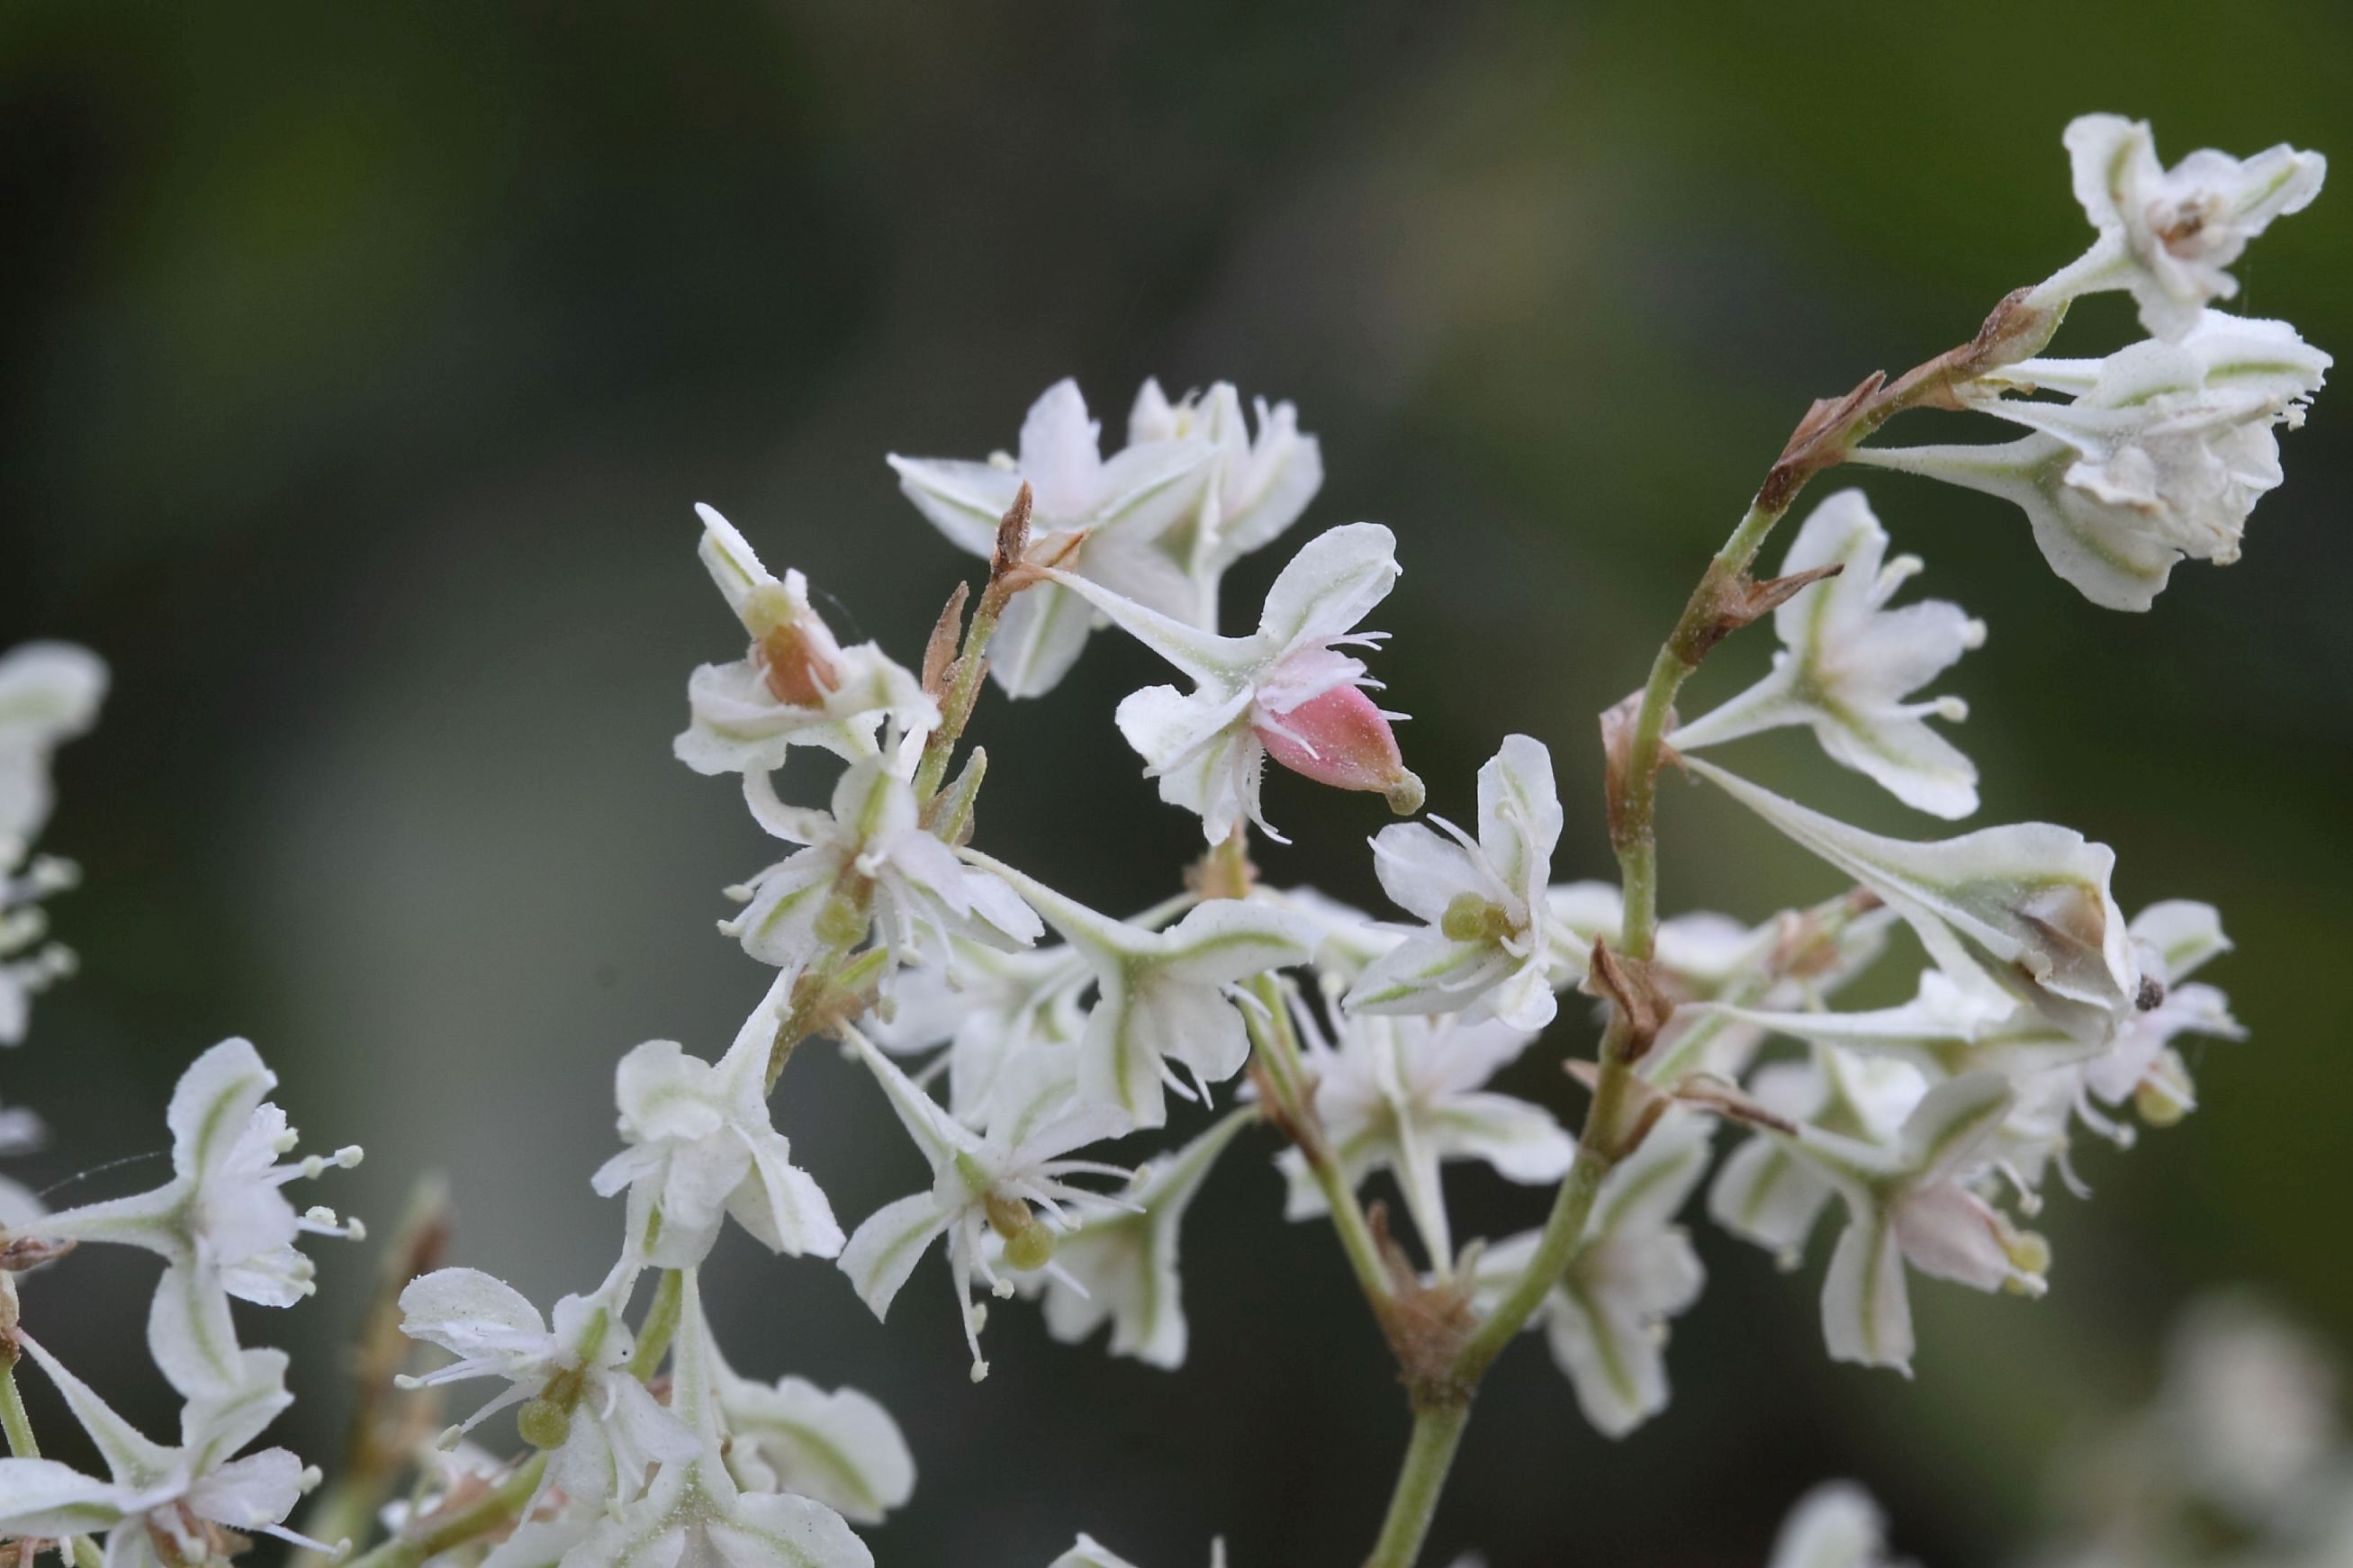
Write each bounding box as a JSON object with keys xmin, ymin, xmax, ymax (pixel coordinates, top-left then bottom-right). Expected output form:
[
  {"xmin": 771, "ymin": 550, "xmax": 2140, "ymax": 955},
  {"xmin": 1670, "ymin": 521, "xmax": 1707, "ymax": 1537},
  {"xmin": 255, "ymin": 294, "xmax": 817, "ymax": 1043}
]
[
  {"xmin": 31, "ymin": 1037, "xmax": 362, "ymax": 1398},
  {"xmin": 1707, "ymin": 1046, "xmax": 1928, "ymax": 1264},
  {"xmin": 1767, "ymin": 1071, "xmax": 2047, "ymax": 1374},
  {"xmin": 1672, "ymin": 491, "xmax": 1984, "ymax": 819},
  {"xmin": 721, "ymin": 759, "xmax": 1041, "ymax": 973},
  {"xmin": 694, "ymin": 1291, "xmax": 915, "ymax": 1528},
  {"xmin": 1128, "ymin": 378, "xmax": 1323, "ymax": 628},
  {"xmin": 1687, "ymin": 757, "xmax": 2144, "ymax": 1045},
  {"xmin": 1473, "ymin": 1114, "xmax": 1712, "ymax": 1438},
  {"xmin": 889, "ymin": 378, "xmax": 1213, "ymax": 698},
  {"xmin": 963, "ymin": 852, "xmax": 1317, "ymax": 1130},
  {"xmin": 675, "ymin": 505, "xmax": 937, "ymax": 776},
  {"xmin": 0, "ymin": 1333, "xmax": 337, "ymax": 1568},
  {"xmin": 2042, "ymin": 114, "xmax": 2325, "ymax": 340},
  {"xmin": 563, "ymin": 1270, "xmax": 872, "ymax": 1568},
  {"xmin": 1014, "ymin": 1105, "xmax": 1254, "ymax": 1370},
  {"xmin": 1046, "ymin": 522, "xmax": 1421, "ymax": 843},
  {"xmin": 591, "ymin": 979, "xmax": 843, "ymax": 1270},
  {"xmin": 1277, "ymin": 1008, "xmax": 1572, "ymax": 1269},
  {"xmin": 1346, "ymin": 735, "xmax": 1581, "ymax": 1032},
  {"xmin": 836, "ymin": 1027, "xmax": 1132, "ymax": 1383},
  {"xmin": 1855, "ymin": 313, "xmax": 2328, "ymax": 611}
]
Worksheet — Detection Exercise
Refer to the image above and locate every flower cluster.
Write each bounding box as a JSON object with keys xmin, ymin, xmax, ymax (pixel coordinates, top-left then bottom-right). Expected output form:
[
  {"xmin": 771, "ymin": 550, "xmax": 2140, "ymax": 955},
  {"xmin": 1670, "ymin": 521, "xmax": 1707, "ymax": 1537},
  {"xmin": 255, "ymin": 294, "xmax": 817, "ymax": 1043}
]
[{"xmin": 0, "ymin": 110, "xmax": 2325, "ymax": 1568}]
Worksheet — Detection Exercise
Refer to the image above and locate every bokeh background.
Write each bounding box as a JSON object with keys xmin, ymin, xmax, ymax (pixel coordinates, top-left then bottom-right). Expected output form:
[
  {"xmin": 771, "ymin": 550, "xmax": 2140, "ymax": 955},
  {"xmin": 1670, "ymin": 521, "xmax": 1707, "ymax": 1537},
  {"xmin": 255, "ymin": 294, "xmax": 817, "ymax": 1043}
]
[{"xmin": 3, "ymin": 3, "xmax": 2347, "ymax": 1564}]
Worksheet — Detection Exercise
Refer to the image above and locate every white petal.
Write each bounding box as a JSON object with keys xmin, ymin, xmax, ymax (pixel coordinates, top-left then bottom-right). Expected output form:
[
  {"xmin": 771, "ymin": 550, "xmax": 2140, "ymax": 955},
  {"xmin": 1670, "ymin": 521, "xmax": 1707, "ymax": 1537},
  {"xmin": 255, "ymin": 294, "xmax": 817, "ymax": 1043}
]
[{"xmin": 837, "ymin": 1193, "xmax": 952, "ymax": 1320}]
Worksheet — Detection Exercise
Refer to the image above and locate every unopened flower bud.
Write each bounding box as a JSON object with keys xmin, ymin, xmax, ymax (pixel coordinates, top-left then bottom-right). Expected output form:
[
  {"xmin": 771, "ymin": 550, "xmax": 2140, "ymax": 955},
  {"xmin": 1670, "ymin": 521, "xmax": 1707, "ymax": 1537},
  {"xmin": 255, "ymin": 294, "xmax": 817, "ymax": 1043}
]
[{"xmin": 1254, "ymin": 686, "xmax": 1423, "ymax": 814}]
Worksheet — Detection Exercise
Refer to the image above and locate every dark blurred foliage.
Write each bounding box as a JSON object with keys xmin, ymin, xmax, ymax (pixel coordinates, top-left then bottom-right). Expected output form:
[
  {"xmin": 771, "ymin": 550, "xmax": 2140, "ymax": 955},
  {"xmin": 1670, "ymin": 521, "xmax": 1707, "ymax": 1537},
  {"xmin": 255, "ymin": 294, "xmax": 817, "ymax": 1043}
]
[{"xmin": 2, "ymin": 3, "xmax": 2348, "ymax": 1564}]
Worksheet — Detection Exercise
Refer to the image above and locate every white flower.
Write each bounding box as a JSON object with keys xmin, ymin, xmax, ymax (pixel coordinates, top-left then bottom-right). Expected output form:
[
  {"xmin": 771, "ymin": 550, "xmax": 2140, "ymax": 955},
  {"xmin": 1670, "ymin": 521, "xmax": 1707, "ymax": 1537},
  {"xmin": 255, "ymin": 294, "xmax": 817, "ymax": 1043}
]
[
  {"xmin": 836, "ymin": 1028, "xmax": 1131, "ymax": 1382},
  {"xmin": 866, "ymin": 927, "xmax": 1132, "ymax": 1129},
  {"xmin": 564, "ymin": 1270, "xmax": 871, "ymax": 1568},
  {"xmin": 1771, "ymin": 1072, "xmax": 2047, "ymax": 1373},
  {"xmin": 1687, "ymin": 758, "xmax": 2144, "ymax": 1044},
  {"xmin": 966, "ymin": 853, "xmax": 1317, "ymax": 1129},
  {"xmin": 2081, "ymin": 900, "xmax": 2242, "ymax": 1123},
  {"xmin": 0, "ymin": 641, "xmax": 107, "ymax": 857},
  {"xmin": 710, "ymin": 1352, "xmax": 915, "ymax": 1527},
  {"xmin": 889, "ymin": 379, "xmax": 1213, "ymax": 697},
  {"xmin": 1016, "ymin": 1106, "xmax": 1253, "ymax": 1370},
  {"xmin": 1856, "ymin": 313, "xmax": 2329, "ymax": 611},
  {"xmin": 1708, "ymin": 1047, "xmax": 1928, "ymax": 1262},
  {"xmin": 32, "ymin": 1038, "xmax": 362, "ymax": 1397},
  {"xmin": 0, "ymin": 1332, "xmax": 334, "ymax": 1568},
  {"xmin": 1766, "ymin": 1482, "xmax": 1907, "ymax": 1568},
  {"xmin": 674, "ymin": 506, "xmax": 936, "ymax": 775},
  {"xmin": 1346, "ymin": 735, "xmax": 1576, "ymax": 1031},
  {"xmin": 1672, "ymin": 491, "xmax": 1984, "ymax": 818},
  {"xmin": 590, "ymin": 982, "xmax": 843, "ymax": 1270},
  {"xmin": 1129, "ymin": 379, "xmax": 1323, "ymax": 626},
  {"xmin": 2046, "ymin": 114, "xmax": 2326, "ymax": 340},
  {"xmin": 395, "ymin": 1264, "xmax": 697, "ymax": 1509},
  {"xmin": 722, "ymin": 760, "xmax": 1041, "ymax": 972},
  {"xmin": 1279, "ymin": 1008, "xmax": 1572, "ymax": 1267},
  {"xmin": 1048, "ymin": 523, "xmax": 1421, "ymax": 842},
  {"xmin": 1474, "ymin": 1115, "xmax": 1712, "ymax": 1437}
]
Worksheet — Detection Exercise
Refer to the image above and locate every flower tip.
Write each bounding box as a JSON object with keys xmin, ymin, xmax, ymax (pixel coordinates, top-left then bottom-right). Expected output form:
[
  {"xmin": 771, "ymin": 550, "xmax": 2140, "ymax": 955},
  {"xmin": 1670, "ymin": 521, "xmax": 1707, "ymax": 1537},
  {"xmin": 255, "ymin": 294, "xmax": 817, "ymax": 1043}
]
[
  {"xmin": 969, "ymin": 1358, "xmax": 990, "ymax": 1384},
  {"xmin": 1383, "ymin": 768, "xmax": 1425, "ymax": 816}
]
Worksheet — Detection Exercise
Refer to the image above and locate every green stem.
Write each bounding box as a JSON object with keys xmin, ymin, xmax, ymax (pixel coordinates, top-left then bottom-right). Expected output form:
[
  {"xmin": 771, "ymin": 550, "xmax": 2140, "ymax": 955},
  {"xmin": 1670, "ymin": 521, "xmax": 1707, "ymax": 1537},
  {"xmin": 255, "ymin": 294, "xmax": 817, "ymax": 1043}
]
[
  {"xmin": 1362, "ymin": 1402, "xmax": 1471, "ymax": 1568},
  {"xmin": 1244, "ymin": 976, "xmax": 1393, "ymax": 1311},
  {"xmin": 0, "ymin": 1363, "xmax": 39, "ymax": 1457},
  {"xmin": 1613, "ymin": 500, "xmax": 1785, "ymax": 958},
  {"xmin": 1451, "ymin": 1023, "xmax": 1636, "ymax": 1382},
  {"xmin": 628, "ymin": 1269, "xmax": 685, "ymax": 1381},
  {"xmin": 345, "ymin": 1452, "xmax": 549, "ymax": 1568}
]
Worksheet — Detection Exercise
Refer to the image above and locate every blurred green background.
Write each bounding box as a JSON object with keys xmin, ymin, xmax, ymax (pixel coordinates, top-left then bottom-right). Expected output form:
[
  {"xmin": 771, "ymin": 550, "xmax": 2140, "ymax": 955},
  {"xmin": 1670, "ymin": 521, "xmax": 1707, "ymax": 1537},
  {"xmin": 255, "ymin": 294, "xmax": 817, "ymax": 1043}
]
[{"xmin": 3, "ymin": 3, "xmax": 2347, "ymax": 1564}]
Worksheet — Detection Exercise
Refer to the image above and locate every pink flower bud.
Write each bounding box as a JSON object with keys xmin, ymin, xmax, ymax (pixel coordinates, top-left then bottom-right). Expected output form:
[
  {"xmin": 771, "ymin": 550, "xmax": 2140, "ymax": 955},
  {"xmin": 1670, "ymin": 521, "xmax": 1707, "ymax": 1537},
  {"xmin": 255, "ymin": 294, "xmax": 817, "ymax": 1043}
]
[{"xmin": 1255, "ymin": 685, "xmax": 1424, "ymax": 814}]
